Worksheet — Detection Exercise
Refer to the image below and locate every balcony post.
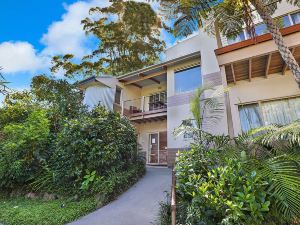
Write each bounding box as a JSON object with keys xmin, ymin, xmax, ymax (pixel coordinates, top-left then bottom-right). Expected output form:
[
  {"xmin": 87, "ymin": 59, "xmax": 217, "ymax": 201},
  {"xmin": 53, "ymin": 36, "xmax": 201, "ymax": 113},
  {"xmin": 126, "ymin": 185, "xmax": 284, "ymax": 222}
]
[
  {"xmin": 141, "ymin": 96, "xmax": 145, "ymax": 112},
  {"xmin": 121, "ymin": 100, "xmax": 124, "ymax": 116}
]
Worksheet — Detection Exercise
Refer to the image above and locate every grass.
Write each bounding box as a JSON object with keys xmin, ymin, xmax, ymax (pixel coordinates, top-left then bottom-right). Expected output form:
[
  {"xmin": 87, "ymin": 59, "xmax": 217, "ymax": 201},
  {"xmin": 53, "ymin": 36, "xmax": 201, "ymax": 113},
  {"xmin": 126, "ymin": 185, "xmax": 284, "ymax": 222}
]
[{"xmin": 0, "ymin": 196, "xmax": 98, "ymax": 225}]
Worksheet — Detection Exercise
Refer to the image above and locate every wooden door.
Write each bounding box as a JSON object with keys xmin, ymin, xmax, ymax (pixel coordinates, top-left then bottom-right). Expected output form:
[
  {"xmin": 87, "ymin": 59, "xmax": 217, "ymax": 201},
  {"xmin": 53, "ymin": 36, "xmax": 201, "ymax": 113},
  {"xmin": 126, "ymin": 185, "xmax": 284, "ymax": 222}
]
[
  {"xmin": 159, "ymin": 131, "xmax": 167, "ymax": 164},
  {"xmin": 149, "ymin": 133, "xmax": 159, "ymax": 164}
]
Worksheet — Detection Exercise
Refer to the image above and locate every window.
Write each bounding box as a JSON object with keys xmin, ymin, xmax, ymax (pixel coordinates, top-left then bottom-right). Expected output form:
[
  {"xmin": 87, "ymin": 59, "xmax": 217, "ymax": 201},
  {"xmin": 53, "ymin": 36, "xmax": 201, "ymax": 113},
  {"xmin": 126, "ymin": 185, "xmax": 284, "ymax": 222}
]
[
  {"xmin": 149, "ymin": 91, "xmax": 167, "ymax": 111},
  {"xmin": 239, "ymin": 104, "xmax": 263, "ymax": 132},
  {"xmin": 114, "ymin": 87, "xmax": 122, "ymax": 105},
  {"xmin": 255, "ymin": 23, "xmax": 268, "ymax": 36},
  {"xmin": 291, "ymin": 12, "xmax": 300, "ymax": 24},
  {"xmin": 175, "ymin": 66, "xmax": 202, "ymax": 93},
  {"xmin": 282, "ymin": 15, "xmax": 292, "ymax": 28},
  {"xmin": 239, "ymin": 97, "xmax": 300, "ymax": 132},
  {"xmin": 227, "ymin": 31, "xmax": 246, "ymax": 45}
]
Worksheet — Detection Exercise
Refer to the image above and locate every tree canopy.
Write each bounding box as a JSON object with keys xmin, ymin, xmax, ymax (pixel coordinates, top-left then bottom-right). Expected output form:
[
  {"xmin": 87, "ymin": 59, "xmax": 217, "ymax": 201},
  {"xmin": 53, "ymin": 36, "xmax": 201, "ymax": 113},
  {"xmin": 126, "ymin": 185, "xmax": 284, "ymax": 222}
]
[{"xmin": 51, "ymin": 0, "xmax": 165, "ymax": 78}]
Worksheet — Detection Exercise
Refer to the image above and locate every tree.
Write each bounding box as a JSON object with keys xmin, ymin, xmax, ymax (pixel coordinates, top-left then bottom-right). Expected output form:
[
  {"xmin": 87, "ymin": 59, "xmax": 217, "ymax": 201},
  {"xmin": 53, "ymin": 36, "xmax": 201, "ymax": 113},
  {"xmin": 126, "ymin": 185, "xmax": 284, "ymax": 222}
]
[
  {"xmin": 174, "ymin": 86, "xmax": 226, "ymax": 145},
  {"xmin": 51, "ymin": 0, "xmax": 165, "ymax": 78},
  {"xmin": 31, "ymin": 75, "xmax": 85, "ymax": 132},
  {"xmin": 158, "ymin": 0, "xmax": 300, "ymax": 86}
]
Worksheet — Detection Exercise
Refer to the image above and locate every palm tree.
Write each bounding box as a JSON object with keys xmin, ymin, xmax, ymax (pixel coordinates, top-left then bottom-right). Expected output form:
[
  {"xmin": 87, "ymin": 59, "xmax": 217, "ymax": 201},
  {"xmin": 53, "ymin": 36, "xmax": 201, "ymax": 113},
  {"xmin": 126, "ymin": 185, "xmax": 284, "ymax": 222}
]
[
  {"xmin": 0, "ymin": 68, "xmax": 9, "ymax": 95},
  {"xmin": 174, "ymin": 86, "xmax": 226, "ymax": 145},
  {"xmin": 228, "ymin": 122, "xmax": 300, "ymax": 220},
  {"xmin": 158, "ymin": 0, "xmax": 300, "ymax": 86}
]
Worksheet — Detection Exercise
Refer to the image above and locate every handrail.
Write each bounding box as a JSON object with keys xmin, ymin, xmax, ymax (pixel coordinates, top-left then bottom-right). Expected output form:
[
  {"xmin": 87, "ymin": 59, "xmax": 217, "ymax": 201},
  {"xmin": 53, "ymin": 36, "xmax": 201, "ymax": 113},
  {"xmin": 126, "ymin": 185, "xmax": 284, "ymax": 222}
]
[
  {"xmin": 123, "ymin": 92, "xmax": 167, "ymax": 103},
  {"xmin": 171, "ymin": 169, "xmax": 176, "ymax": 225}
]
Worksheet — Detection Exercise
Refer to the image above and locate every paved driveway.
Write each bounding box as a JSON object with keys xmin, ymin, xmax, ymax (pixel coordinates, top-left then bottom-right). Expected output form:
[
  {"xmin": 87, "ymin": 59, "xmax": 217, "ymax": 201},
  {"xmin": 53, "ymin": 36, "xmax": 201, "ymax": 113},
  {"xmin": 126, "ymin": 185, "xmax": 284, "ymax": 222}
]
[{"xmin": 69, "ymin": 166, "xmax": 172, "ymax": 225}]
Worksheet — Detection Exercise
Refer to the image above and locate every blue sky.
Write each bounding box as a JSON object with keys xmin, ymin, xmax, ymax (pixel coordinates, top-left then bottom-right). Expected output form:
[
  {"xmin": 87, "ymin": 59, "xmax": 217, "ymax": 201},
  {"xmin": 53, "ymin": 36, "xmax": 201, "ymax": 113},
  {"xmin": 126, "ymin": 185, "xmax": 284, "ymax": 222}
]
[{"xmin": 0, "ymin": 0, "xmax": 176, "ymax": 101}]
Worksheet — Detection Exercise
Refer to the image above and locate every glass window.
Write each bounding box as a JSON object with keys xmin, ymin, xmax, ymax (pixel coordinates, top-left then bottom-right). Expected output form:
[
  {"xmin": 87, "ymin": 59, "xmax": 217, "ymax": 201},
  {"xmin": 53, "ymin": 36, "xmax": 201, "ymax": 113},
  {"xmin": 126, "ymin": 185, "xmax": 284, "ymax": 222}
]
[
  {"xmin": 291, "ymin": 12, "xmax": 300, "ymax": 24},
  {"xmin": 261, "ymin": 98, "xmax": 300, "ymax": 125},
  {"xmin": 175, "ymin": 66, "xmax": 202, "ymax": 93},
  {"xmin": 149, "ymin": 91, "xmax": 167, "ymax": 111},
  {"xmin": 227, "ymin": 31, "xmax": 246, "ymax": 45},
  {"xmin": 239, "ymin": 104, "xmax": 264, "ymax": 132},
  {"xmin": 114, "ymin": 87, "xmax": 122, "ymax": 105},
  {"xmin": 239, "ymin": 98, "xmax": 300, "ymax": 132},
  {"xmin": 255, "ymin": 23, "xmax": 268, "ymax": 36},
  {"xmin": 282, "ymin": 15, "xmax": 292, "ymax": 28}
]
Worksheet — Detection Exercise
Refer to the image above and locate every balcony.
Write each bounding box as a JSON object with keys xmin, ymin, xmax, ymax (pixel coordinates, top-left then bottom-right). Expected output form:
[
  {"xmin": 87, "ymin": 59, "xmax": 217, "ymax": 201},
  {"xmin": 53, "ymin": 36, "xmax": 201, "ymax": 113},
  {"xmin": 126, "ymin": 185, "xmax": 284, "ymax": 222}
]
[
  {"xmin": 216, "ymin": 24, "xmax": 300, "ymax": 84},
  {"xmin": 122, "ymin": 92, "xmax": 167, "ymax": 123}
]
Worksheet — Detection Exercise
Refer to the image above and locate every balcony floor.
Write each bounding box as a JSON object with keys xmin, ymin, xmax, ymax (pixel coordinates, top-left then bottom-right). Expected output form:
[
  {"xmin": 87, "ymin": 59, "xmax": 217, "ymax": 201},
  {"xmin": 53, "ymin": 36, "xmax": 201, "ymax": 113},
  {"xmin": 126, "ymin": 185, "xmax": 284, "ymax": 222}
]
[{"xmin": 129, "ymin": 108, "xmax": 167, "ymax": 124}]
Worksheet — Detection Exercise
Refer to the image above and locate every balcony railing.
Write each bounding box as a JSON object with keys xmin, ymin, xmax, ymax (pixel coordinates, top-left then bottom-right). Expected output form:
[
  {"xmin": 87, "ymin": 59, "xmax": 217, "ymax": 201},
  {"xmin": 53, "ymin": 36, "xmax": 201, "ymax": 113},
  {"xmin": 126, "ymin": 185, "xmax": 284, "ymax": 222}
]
[{"xmin": 122, "ymin": 92, "xmax": 167, "ymax": 117}]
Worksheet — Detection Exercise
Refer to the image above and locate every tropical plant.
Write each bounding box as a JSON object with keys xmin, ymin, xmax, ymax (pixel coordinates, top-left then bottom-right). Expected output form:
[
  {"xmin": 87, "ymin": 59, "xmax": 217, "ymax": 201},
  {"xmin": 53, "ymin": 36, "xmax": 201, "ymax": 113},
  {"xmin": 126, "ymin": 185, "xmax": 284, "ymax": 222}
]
[
  {"xmin": 157, "ymin": 0, "xmax": 300, "ymax": 86},
  {"xmin": 174, "ymin": 86, "xmax": 227, "ymax": 145},
  {"xmin": 227, "ymin": 123, "xmax": 300, "ymax": 221},
  {"xmin": 51, "ymin": 0, "xmax": 165, "ymax": 78},
  {"xmin": 0, "ymin": 68, "xmax": 9, "ymax": 95}
]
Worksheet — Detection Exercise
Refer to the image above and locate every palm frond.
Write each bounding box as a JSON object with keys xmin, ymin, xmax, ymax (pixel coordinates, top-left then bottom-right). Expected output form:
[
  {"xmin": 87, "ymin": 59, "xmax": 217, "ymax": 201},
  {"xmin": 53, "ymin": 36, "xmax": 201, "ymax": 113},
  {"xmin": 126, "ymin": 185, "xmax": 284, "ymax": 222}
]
[
  {"xmin": 257, "ymin": 155, "xmax": 300, "ymax": 219},
  {"xmin": 250, "ymin": 122, "xmax": 300, "ymax": 146}
]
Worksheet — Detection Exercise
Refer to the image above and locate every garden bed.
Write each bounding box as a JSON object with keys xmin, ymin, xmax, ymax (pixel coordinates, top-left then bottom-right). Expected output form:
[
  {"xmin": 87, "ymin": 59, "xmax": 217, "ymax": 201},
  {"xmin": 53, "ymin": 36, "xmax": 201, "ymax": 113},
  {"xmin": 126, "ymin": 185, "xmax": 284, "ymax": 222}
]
[{"xmin": 0, "ymin": 162, "xmax": 145, "ymax": 225}]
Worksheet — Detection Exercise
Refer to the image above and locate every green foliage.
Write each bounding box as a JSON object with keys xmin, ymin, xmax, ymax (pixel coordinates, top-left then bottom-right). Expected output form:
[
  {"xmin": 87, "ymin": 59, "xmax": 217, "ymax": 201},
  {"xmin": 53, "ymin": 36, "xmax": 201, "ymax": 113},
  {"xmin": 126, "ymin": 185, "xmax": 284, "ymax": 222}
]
[
  {"xmin": 80, "ymin": 170, "xmax": 102, "ymax": 191},
  {"xmin": 0, "ymin": 196, "xmax": 97, "ymax": 225},
  {"xmin": 51, "ymin": 106, "xmax": 139, "ymax": 192},
  {"xmin": 173, "ymin": 120, "xmax": 300, "ymax": 224},
  {"xmin": 175, "ymin": 146, "xmax": 284, "ymax": 225},
  {"xmin": 0, "ymin": 162, "xmax": 145, "ymax": 225},
  {"xmin": 0, "ymin": 109, "xmax": 50, "ymax": 189},
  {"xmin": 31, "ymin": 75, "xmax": 85, "ymax": 132},
  {"xmin": 0, "ymin": 91, "xmax": 37, "ymax": 130},
  {"xmin": 0, "ymin": 74, "xmax": 145, "ymax": 224},
  {"xmin": 51, "ymin": 0, "xmax": 165, "ymax": 78},
  {"xmin": 155, "ymin": 194, "xmax": 172, "ymax": 225}
]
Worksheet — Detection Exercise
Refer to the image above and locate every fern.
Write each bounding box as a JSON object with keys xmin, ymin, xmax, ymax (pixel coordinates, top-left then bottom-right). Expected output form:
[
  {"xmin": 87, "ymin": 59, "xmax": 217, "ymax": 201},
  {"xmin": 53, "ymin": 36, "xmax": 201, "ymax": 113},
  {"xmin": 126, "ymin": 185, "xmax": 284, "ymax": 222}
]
[{"xmin": 230, "ymin": 122, "xmax": 300, "ymax": 221}]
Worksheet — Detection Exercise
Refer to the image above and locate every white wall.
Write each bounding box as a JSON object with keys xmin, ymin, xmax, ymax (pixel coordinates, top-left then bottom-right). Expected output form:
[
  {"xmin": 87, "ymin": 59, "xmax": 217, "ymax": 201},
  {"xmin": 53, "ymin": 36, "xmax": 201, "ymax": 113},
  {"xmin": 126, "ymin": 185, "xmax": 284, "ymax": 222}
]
[
  {"xmin": 166, "ymin": 32, "xmax": 227, "ymax": 149},
  {"xmin": 83, "ymin": 84, "xmax": 115, "ymax": 110}
]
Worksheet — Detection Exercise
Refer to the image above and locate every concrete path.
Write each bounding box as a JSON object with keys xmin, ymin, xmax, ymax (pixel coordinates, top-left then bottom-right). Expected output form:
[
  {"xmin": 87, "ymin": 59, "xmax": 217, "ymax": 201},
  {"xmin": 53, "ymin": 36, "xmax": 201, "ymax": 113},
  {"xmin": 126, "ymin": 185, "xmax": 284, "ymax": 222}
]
[{"xmin": 69, "ymin": 166, "xmax": 172, "ymax": 225}]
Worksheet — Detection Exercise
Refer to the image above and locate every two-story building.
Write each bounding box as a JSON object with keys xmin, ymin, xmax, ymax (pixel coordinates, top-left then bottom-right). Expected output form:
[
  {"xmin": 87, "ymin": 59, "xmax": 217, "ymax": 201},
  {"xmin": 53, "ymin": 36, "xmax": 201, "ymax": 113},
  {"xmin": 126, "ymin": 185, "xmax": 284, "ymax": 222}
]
[{"xmin": 79, "ymin": 2, "xmax": 300, "ymax": 167}]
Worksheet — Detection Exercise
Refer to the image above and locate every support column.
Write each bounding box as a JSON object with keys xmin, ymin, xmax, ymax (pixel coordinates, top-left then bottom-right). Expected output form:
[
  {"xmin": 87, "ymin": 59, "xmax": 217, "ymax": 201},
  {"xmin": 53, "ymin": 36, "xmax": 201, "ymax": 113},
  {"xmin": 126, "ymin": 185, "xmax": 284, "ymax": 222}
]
[{"xmin": 220, "ymin": 66, "xmax": 234, "ymax": 138}]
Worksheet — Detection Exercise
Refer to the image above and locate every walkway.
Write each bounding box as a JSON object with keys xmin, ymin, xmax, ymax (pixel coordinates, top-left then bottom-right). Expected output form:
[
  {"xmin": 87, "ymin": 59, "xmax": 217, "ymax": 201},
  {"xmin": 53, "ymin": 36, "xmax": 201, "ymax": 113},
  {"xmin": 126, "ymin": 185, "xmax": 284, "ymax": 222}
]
[{"xmin": 69, "ymin": 166, "xmax": 172, "ymax": 225}]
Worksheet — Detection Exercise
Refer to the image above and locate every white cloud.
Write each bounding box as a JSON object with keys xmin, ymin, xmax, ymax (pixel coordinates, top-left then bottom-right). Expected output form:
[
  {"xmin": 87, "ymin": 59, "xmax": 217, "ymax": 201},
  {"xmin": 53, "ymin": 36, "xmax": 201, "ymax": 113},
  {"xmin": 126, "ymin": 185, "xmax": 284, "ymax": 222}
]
[
  {"xmin": 0, "ymin": 0, "xmax": 169, "ymax": 76},
  {"xmin": 41, "ymin": 0, "xmax": 111, "ymax": 58},
  {"xmin": 0, "ymin": 41, "xmax": 49, "ymax": 74}
]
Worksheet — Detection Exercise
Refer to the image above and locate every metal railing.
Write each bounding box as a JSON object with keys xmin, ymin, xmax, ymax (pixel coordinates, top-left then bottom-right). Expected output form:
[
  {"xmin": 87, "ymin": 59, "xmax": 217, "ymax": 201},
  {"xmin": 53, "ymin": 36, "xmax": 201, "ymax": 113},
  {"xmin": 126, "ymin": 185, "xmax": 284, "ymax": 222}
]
[{"xmin": 122, "ymin": 93, "xmax": 167, "ymax": 116}]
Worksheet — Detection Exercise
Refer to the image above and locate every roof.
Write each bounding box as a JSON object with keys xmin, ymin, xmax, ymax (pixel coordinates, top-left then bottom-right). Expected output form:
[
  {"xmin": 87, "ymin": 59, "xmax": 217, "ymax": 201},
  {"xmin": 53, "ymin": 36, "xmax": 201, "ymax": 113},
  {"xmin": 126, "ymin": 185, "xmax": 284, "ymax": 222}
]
[
  {"xmin": 78, "ymin": 75, "xmax": 118, "ymax": 90},
  {"xmin": 78, "ymin": 50, "xmax": 201, "ymax": 89},
  {"xmin": 118, "ymin": 51, "xmax": 201, "ymax": 82}
]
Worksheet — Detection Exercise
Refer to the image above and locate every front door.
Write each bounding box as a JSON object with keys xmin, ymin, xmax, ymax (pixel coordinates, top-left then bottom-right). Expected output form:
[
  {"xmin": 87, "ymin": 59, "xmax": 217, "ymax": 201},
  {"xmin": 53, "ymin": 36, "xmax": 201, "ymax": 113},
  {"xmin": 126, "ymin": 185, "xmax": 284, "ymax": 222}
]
[
  {"xmin": 149, "ymin": 133, "xmax": 159, "ymax": 164},
  {"xmin": 148, "ymin": 131, "xmax": 168, "ymax": 165}
]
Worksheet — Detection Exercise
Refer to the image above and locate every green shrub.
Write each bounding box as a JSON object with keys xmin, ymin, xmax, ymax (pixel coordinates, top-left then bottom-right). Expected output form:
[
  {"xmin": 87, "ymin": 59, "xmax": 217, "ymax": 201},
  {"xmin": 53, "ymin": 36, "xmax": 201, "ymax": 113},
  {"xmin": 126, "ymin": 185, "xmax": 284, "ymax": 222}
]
[
  {"xmin": 0, "ymin": 109, "xmax": 50, "ymax": 189},
  {"xmin": 155, "ymin": 193, "xmax": 172, "ymax": 225},
  {"xmin": 175, "ymin": 146, "xmax": 278, "ymax": 225},
  {"xmin": 51, "ymin": 106, "xmax": 139, "ymax": 192}
]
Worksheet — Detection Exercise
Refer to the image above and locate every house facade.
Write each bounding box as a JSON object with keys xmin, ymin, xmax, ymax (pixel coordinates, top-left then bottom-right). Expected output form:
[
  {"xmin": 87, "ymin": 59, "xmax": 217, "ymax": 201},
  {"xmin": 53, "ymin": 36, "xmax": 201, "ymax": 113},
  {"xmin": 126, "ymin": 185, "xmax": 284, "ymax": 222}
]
[{"xmin": 79, "ymin": 2, "xmax": 300, "ymax": 167}]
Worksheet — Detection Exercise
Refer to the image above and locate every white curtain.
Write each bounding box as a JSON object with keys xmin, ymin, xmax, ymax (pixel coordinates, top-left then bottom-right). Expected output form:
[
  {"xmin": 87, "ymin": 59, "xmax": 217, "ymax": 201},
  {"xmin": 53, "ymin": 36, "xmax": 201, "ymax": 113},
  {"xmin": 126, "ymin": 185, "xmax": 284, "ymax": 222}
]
[
  {"xmin": 239, "ymin": 104, "xmax": 263, "ymax": 132},
  {"xmin": 261, "ymin": 98, "xmax": 300, "ymax": 126}
]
